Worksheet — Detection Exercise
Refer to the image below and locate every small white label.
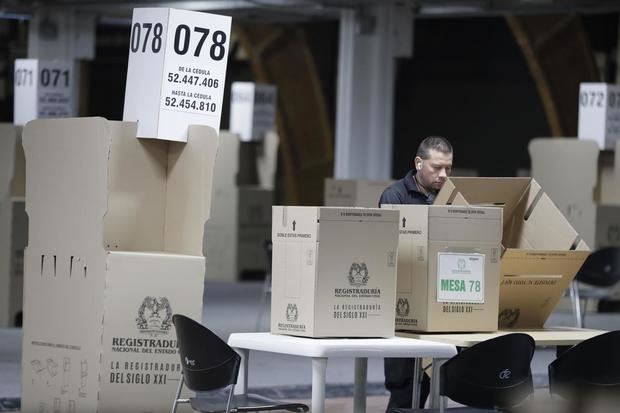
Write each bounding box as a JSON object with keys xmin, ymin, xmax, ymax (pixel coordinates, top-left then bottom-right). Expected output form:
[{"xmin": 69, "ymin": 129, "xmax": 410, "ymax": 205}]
[
  {"xmin": 578, "ymin": 83, "xmax": 620, "ymax": 150},
  {"xmin": 437, "ymin": 252, "xmax": 485, "ymax": 303}
]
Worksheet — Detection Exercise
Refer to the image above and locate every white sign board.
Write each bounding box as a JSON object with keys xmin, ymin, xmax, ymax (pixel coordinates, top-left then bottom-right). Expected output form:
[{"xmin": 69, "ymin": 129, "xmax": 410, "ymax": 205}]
[
  {"xmin": 578, "ymin": 82, "xmax": 620, "ymax": 150},
  {"xmin": 229, "ymin": 82, "xmax": 277, "ymax": 142},
  {"xmin": 436, "ymin": 252, "xmax": 485, "ymax": 303},
  {"xmin": 14, "ymin": 59, "xmax": 77, "ymax": 126},
  {"xmin": 123, "ymin": 8, "xmax": 231, "ymax": 142}
]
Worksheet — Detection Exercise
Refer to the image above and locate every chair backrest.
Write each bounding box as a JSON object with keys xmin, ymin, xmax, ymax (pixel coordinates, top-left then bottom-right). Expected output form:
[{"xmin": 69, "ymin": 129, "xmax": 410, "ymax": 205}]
[
  {"xmin": 440, "ymin": 333, "xmax": 535, "ymax": 410},
  {"xmin": 549, "ymin": 330, "xmax": 620, "ymax": 399},
  {"xmin": 172, "ymin": 314, "xmax": 241, "ymax": 392},
  {"xmin": 576, "ymin": 247, "xmax": 620, "ymax": 287}
]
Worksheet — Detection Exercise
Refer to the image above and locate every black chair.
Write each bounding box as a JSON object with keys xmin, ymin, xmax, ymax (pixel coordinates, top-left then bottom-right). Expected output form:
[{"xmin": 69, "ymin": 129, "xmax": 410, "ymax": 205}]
[
  {"xmin": 171, "ymin": 314, "xmax": 308, "ymax": 413},
  {"xmin": 549, "ymin": 330, "xmax": 620, "ymax": 407},
  {"xmin": 570, "ymin": 247, "xmax": 620, "ymax": 327},
  {"xmin": 390, "ymin": 333, "xmax": 535, "ymax": 412}
]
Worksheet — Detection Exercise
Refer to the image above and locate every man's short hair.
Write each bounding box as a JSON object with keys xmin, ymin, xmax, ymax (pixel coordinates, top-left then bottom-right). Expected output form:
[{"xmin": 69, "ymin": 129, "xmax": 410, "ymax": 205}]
[{"xmin": 416, "ymin": 136, "xmax": 452, "ymax": 160}]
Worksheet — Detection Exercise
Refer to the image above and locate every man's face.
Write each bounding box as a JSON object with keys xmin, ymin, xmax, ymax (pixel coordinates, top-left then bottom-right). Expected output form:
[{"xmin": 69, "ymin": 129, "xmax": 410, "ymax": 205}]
[{"xmin": 414, "ymin": 149, "xmax": 453, "ymax": 191}]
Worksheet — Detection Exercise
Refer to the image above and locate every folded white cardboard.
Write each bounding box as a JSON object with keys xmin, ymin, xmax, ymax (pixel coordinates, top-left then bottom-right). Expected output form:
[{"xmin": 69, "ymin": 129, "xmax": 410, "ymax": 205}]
[
  {"xmin": 578, "ymin": 83, "xmax": 620, "ymax": 150},
  {"xmin": 382, "ymin": 205, "xmax": 502, "ymax": 332},
  {"xmin": 14, "ymin": 59, "xmax": 79, "ymax": 126},
  {"xmin": 230, "ymin": 82, "xmax": 277, "ymax": 142},
  {"xmin": 435, "ymin": 177, "xmax": 590, "ymax": 329},
  {"xmin": 123, "ymin": 8, "xmax": 231, "ymax": 141},
  {"xmin": 0, "ymin": 124, "xmax": 26, "ymax": 327},
  {"xmin": 271, "ymin": 206, "xmax": 398, "ymax": 338},
  {"xmin": 21, "ymin": 117, "xmax": 218, "ymax": 413},
  {"xmin": 324, "ymin": 178, "xmax": 395, "ymax": 208}
]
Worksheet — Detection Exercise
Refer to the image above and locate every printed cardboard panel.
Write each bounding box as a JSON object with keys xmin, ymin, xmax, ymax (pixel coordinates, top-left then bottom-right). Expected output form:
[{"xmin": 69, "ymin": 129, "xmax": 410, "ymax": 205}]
[
  {"xmin": 99, "ymin": 252, "xmax": 203, "ymax": 412},
  {"xmin": 21, "ymin": 117, "xmax": 217, "ymax": 412},
  {"xmin": 324, "ymin": 178, "xmax": 394, "ymax": 208},
  {"xmin": 384, "ymin": 204, "xmax": 502, "ymax": 332},
  {"xmin": 271, "ymin": 207, "xmax": 398, "ymax": 337}
]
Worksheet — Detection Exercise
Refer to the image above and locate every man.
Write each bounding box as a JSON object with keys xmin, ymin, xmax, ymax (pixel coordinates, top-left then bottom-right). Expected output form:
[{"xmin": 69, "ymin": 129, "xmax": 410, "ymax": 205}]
[{"xmin": 379, "ymin": 136, "xmax": 453, "ymax": 410}]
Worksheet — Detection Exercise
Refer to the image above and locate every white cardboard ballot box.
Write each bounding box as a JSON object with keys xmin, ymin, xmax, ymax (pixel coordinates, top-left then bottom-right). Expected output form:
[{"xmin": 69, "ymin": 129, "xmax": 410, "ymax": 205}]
[
  {"xmin": 14, "ymin": 59, "xmax": 78, "ymax": 126},
  {"xmin": 20, "ymin": 117, "xmax": 218, "ymax": 413},
  {"xmin": 123, "ymin": 8, "xmax": 231, "ymax": 141},
  {"xmin": 0, "ymin": 124, "xmax": 27, "ymax": 327},
  {"xmin": 578, "ymin": 82, "xmax": 620, "ymax": 150},
  {"xmin": 229, "ymin": 82, "xmax": 277, "ymax": 142},
  {"xmin": 271, "ymin": 206, "xmax": 399, "ymax": 338},
  {"xmin": 382, "ymin": 205, "xmax": 502, "ymax": 332}
]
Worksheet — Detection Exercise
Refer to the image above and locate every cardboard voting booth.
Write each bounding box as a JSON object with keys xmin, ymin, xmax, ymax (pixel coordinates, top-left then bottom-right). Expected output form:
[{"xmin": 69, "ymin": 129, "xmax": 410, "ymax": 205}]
[
  {"xmin": 20, "ymin": 117, "xmax": 218, "ymax": 413},
  {"xmin": 324, "ymin": 178, "xmax": 394, "ymax": 208},
  {"xmin": 529, "ymin": 138, "xmax": 620, "ymax": 250},
  {"xmin": 0, "ymin": 124, "xmax": 26, "ymax": 327},
  {"xmin": 270, "ymin": 206, "xmax": 399, "ymax": 338},
  {"xmin": 204, "ymin": 132, "xmax": 272, "ymax": 281},
  {"xmin": 435, "ymin": 177, "xmax": 590, "ymax": 329},
  {"xmin": 382, "ymin": 205, "xmax": 502, "ymax": 332}
]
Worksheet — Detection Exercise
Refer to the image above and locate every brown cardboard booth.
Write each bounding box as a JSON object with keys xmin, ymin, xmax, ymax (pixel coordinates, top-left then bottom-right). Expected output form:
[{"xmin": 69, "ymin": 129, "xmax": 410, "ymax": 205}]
[
  {"xmin": 20, "ymin": 117, "xmax": 218, "ymax": 413},
  {"xmin": 433, "ymin": 177, "xmax": 590, "ymax": 330}
]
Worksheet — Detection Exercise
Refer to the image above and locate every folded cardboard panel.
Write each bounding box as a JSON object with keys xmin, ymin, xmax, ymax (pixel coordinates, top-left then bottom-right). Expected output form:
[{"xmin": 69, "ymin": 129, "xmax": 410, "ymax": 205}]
[
  {"xmin": 383, "ymin": 204, "xmax": 502, "ymax": 332},
  {"xmin": 21, "ymin": 117, "xmax": 216, "ymax": 412},
  {"xmin": 435, "ymin": 177, "xmax": 589, "ymax": 329},
  {"xmin": 271, "ymin": 206, "xmax": 398, "ymax": 337}
]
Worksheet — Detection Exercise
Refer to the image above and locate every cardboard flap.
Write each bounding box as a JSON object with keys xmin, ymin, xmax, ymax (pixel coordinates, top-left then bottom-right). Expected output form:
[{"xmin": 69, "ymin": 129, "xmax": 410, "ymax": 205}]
[
  {"xmin": 499, "ymin": 249, "xmax": 589, "ymax": 328},
  {"xmin": 11, "ymin": 128, "xmax": 25, "ymax": 199},
  {"xmin": 272, "ymin": 206, "xmax": 319, "ymax": 242},
  {"xmin": 0, "ymin": 124, "xmax": 17, "ymax": 200},
  {"xmin": 164, "ymin": 124, "xmax": 219, "ymax": 256},
  {"xmin": 105, "ymin": 121, "xmax": 168, "ymax": 252},
  {"xmin": 23, "ymin": 117, "xmax": 110, "ymax": 253},
  {"xmin": 434, "ymin": 177, "xmax": 531, "ymax": 229},
  {"xmin": 318, "ymin": 207, "xmax": 398, "ymax": 223}
]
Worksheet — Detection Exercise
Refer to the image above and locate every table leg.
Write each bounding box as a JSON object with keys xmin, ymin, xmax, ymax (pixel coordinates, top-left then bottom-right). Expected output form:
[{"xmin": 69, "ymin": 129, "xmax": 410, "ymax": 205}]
[
  {"xmin": 234, "ymin": 348, "xmax": 249, "ymax": 395},
  {"xmin": 312, "ymin": 357, "xmax": 328, "ymax": 413},
  {"xmin": 353, "ymin": 358, "xmax": 367, "ymax": 413},
  {"xmin": 411, "ymin": 358, "xmax": 421, "ymax": 409},
  {"xmin": 429, "ymin": 358, "xmax": 447, "ymax": 409}
]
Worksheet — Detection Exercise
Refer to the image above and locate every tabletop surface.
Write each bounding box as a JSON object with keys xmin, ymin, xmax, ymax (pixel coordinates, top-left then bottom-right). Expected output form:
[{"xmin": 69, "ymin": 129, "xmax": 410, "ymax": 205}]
[
  {"xmin": 228, "ymin": 332, "xmax": 458, "ymax": 358},
  {"xmin": 396, "ymin": 327, "xmax": 608, "ymax": 347}
]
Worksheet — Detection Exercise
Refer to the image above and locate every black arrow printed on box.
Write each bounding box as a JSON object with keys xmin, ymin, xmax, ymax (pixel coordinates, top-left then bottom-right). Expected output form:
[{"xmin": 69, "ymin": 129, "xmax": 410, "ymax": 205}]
[
  {"xmin": 293, "ymin": 220, "xmax": 296, "ymax": 231},
  {"xmin": 402, "ymin": 217, "xmax": 406, "ymax": 228}
]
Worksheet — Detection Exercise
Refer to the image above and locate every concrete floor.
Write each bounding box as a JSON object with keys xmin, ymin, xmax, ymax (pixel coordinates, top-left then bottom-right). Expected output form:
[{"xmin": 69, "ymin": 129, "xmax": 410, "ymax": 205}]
[{"xmin": 2, "ymin": 281, "xmax": 620, "ymax": 412}]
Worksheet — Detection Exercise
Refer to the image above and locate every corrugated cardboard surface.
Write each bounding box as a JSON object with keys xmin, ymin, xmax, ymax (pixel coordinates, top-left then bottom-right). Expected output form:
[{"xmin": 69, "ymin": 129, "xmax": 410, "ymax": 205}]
[
  {"xmin": 384, "ymin": 205, "xmax": 502, "ymax": 332},
  {"xmin": 271, "ymin": 206, "xmax": 398, "ymax": 337},
  {"xmin": 324, "ymin": 178, "xmax": 394, "ymax": 208},
  {"xmin": 435, "ymin": 177, "xmax": 589, "ymax": 329},
  {"xmin": 21, "ymin": 117, "xmax": 216, "ymax": 412}
]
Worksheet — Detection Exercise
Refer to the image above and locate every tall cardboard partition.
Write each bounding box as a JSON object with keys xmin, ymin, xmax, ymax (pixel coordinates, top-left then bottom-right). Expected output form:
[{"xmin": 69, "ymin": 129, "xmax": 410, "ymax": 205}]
[
  {"xmin": 21, "ymin": 117, "xmax": 218, "ymax": 413},
  {"xmin": 435, "ymin": 177, "xmax": 590, "ymax": 329},
  {"xmin": 205, "ymin": 132, "xmax": 272, "ymax": 281},
  {"xmin": 530, "ymin": 138, "xmax": 620, "ymax": 249},
  {"xmin": 0, "ymin": 124, "xmax": 26, "ymax": 327}
]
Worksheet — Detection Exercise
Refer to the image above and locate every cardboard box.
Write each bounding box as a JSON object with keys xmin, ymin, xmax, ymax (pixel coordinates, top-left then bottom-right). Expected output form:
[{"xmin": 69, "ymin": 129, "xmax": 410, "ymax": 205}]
[
  {"xmin": 382, "ymin": 205, "xmax": 502, "ymax": 332},
  {"xmin": 270, "ymin": 206, "xmax": 398, "ymax": 338},
  {"xmin": 204, "ymin": 132, "xmax": 273, "ymax": 281},
  {"xmin": 0, "ymin": 124, "xmax": 27, "ymax": 327},
  {"xmin": 324, "ymin": 178, "xmax": 394, "ymax": 208},
  {"xmin": 529, "ymin": 138, "xmax": 620, "ymax": 249},
  {"xmin": 435, "ymin": 177, "xmax": 590, "ymax": 329},
  {"xmin": 578, "ymin": 83, "xmax": 620, "ymax": 150},
  {"xmin": 21, "ymin": 117, "xmax": 218, "ymax": 413}
]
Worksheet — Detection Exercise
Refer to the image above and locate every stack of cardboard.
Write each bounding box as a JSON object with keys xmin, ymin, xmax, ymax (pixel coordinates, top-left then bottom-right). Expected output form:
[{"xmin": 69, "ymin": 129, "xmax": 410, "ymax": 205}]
[
  {"xmin": 0, "ymin": 124, "xmax": 27, "ymax": 327},
  {"xmin": 20, "ymin": 117, "xmax": 217, "ymax": 413}
]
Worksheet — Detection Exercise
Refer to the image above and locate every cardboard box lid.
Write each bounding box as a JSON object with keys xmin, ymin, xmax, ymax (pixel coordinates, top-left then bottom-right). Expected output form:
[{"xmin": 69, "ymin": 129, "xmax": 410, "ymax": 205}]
[
  {"xmin": 435, "ymin": 177, "xmax": 584, "ymax": 251},
  {"xmin": 22, "ymin": 117, "xmax": 218, "ymax": 256}
]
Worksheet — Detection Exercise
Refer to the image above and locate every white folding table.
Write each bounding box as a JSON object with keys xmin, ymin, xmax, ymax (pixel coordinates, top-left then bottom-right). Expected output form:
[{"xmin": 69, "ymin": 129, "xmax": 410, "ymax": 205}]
[{"xmin": 227, "ymin": 332, "xmax": 457, "ymax": 413}]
